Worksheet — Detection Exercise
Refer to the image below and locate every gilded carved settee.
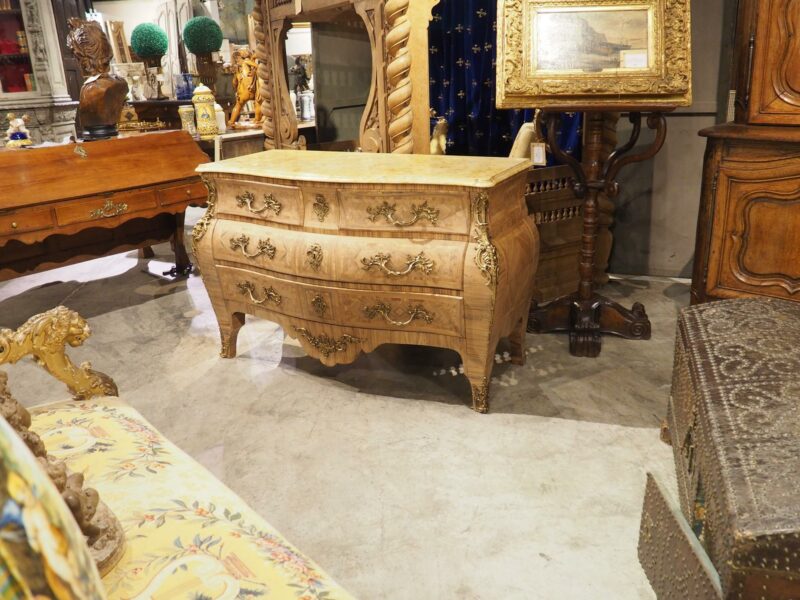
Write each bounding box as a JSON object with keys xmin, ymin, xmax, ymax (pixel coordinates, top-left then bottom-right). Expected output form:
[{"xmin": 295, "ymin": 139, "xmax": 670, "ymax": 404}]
[{"xmin": 0, "ymin": 306, "xmax": 353, "ymax": 599}]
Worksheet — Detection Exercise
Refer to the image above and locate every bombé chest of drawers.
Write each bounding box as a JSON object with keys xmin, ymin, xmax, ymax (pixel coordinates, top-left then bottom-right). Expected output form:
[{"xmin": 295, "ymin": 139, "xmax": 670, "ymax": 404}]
[{"xmin": 193, "ymin": 151, "xmax": 537, "ymax": 412}]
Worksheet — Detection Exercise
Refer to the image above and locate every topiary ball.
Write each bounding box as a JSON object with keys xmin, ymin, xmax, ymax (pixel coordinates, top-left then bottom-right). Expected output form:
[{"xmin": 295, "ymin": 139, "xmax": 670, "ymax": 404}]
[
  {"xmin": 183, "ymin": 16, "xmax": 223, "ymax": 55},
  {"xmin": 130, "ymin": 23, "xmax": 168, "ymax": 58}
]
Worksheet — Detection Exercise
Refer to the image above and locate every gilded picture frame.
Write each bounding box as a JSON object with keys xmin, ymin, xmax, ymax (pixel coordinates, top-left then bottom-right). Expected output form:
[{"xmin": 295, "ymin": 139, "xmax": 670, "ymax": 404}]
[{"xmin": 496, "ymin": 0, "xmax": 692, "ymax": 110}]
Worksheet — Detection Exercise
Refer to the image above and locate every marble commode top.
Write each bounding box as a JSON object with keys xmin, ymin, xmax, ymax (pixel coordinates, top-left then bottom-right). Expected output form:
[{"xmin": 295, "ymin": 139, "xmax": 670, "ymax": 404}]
[{"xmin": 196, "ymin": 150, "xmax": 531, "ymax": 188}]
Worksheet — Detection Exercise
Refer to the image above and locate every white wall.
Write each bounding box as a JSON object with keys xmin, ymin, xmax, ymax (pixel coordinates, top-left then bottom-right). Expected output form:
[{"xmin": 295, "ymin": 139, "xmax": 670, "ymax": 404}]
[
  {"xmin": 609, "ymin": 0, "xmax": 726, "ymax": 278},
  {"xmin": 94, "ymin": 0, "xmax": 163, "ymax": 40}
]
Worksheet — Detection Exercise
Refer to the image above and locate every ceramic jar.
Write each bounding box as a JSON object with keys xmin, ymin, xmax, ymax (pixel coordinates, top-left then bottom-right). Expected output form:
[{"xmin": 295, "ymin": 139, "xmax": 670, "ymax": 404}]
[
  {"xmin": 178, "ymin": 105, "xmax": 197, "ymax": 136},
  {"xmin": 192, "ymin": 84, "xmax": 218, "ymax": 140}
]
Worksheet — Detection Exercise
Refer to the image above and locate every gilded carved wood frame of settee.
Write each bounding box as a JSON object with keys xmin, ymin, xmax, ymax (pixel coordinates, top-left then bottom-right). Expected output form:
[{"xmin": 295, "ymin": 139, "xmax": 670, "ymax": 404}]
[{"xmin": 253, "ymin": 0, "xmax": 439, "ymax": 153}]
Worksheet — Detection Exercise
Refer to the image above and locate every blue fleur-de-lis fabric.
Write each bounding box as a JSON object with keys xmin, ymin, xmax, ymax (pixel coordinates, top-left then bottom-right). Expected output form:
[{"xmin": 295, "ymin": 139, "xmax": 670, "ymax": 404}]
[{"xmin": 428, "ymin": 0, "xmax": 582, "ymax": 161}]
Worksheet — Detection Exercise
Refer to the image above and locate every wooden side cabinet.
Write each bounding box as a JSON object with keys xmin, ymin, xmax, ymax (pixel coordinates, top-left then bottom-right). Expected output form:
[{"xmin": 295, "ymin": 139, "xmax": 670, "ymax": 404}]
[
  {"xmin": 691, "ymin": 124, "xmax": 800, "ymax": 304},
  {"xmin": 734, "ymin": 0, "xmax": 800, "ymax": 125}
]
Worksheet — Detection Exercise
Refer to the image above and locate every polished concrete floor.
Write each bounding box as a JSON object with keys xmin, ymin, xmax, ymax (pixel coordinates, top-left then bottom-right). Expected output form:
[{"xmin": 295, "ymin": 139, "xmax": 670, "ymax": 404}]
[{"xmin": 0, "ymin": 237, "xmax": 685, "ymax": 599}]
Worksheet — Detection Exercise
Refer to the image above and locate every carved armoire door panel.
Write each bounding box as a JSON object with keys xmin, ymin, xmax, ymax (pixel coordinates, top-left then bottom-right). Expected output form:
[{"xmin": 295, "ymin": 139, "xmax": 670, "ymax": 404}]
[
  {"xmin": 747, "ymin": 0, "xmax": 800, "ymax": 124},
  {"xmin": 707, "ymin": 160, "xmax": 800, "ymax": 300},
  {"xmin": 51, "ymin": 0, "xmax": 92, "ymax": 100}
]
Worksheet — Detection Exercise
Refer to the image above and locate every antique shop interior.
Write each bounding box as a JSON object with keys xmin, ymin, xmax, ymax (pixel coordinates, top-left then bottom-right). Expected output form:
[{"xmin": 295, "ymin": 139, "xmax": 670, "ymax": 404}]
[{"xmin": 1, "ymin": 0, "xmax": 798, "ymax": 598}]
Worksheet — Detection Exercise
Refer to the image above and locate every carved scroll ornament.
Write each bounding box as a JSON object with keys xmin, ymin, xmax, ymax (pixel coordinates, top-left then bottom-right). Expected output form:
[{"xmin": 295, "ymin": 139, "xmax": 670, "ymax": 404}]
[{"xmin": 0, "ymin": 306, "xmax": 118, "ymax": 400}]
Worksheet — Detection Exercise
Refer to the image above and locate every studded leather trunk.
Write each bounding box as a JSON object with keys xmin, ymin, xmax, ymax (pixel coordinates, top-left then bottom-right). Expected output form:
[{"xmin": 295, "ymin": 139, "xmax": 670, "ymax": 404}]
[{"xmin": 665, "ymin": 298, "xmax": 800, "ymax": 599}]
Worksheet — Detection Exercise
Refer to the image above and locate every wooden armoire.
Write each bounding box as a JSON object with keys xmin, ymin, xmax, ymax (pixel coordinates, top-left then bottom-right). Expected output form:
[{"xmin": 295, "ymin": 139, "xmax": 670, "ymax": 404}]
[{"xmin": 691, "ymin": 0, "xmax": 800, "ymax": 304}]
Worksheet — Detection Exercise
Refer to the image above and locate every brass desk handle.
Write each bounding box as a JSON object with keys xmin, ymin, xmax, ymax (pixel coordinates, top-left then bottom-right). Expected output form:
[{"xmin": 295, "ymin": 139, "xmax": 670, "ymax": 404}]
[
  {"xmin": 361, "ymin": 252, "xmax": 434, "ymax": 277},
  {"xmin": 237, "ymin": 281, "xmax": 282, "ymax": 306},
  {"xmin": 293, "ymin": 327, "xmax": 361, "ymax": 357},
  {"xmin": 229, "ymin": 234, "xmax": 276, "ymax": 260},
  {"xmin": 363, "ymin": 302, "xmax": 434, "ymax": 327},
  {"xmin": 236, "ymin": 191, "xmax": 282, "ymax": 216},
  {"xmin": 366, "ymin": 201, "xmax": 439, "ymax": 227},
  {"xmin": 90, "ymin": 199, "xmax": 128, "ymax": 219}
]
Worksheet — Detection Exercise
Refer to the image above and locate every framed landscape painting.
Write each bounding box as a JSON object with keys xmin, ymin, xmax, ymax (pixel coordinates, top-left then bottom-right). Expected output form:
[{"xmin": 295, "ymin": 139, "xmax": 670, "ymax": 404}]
[{"xmin": 496, "ymin": 0, "xmax": 692, "ymax": 110}]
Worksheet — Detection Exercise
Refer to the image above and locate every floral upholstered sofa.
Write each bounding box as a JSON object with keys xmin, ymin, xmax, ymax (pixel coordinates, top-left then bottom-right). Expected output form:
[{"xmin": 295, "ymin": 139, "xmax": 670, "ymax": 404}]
[{"xmin": 0, "ymin": 306, "xmax": 353, "ymax": 599}]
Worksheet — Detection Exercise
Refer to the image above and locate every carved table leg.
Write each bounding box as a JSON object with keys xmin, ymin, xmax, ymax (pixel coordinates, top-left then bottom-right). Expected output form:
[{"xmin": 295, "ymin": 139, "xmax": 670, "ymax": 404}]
[
  {"xmin": 138, "ymin": 246, "xmax": 155, "ymax": 259},
  {"xmin": 164, "ymin": 213, "xmax": 193, "ymax": 278},
  {"xmin": 219, "ymin": 312, "xmax": 245, "ymax": 358}
]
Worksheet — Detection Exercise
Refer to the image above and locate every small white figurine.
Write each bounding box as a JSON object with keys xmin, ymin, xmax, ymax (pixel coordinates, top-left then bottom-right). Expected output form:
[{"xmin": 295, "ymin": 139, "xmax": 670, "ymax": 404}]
[{"xmin": 5, "ymin": 113, "xmax": 32, "ymax": 148}]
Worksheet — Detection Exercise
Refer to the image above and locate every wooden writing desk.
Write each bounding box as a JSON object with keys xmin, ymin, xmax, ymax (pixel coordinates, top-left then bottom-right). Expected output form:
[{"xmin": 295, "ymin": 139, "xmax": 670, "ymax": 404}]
[{"xmin": 0, "ymin": 131, "xmax": 209, "ymax": 281}]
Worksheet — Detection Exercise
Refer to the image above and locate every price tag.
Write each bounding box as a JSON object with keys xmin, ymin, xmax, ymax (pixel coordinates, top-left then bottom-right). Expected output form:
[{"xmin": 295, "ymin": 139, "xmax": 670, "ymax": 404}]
[{"xmin": 531, "ymin": 142, "xmax": 547, "ymax": 166}]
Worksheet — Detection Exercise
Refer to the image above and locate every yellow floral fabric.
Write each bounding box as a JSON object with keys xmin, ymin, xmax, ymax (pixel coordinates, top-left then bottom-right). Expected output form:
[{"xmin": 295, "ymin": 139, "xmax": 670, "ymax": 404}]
[{"xmin": 29, "ymin": 398, "xmax": 354, "ymax": 600}]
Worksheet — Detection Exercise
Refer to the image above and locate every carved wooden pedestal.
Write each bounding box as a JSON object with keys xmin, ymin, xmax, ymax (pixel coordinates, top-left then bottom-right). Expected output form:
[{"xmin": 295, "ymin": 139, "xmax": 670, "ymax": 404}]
[{"xmin": 529, "ymin": 111, "xmax": 666, "ymax": 357}]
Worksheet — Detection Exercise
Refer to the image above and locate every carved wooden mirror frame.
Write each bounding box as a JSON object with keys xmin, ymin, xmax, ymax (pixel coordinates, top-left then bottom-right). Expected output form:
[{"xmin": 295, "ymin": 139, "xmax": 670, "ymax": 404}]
[{"xmin": 253, "ymin": 0, "xmax": 439, "ymax": 153}]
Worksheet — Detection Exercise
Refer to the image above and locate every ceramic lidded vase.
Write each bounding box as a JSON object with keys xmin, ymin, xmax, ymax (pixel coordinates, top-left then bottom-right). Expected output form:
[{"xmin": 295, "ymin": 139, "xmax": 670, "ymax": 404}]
[{"xmin": 192, "ymin": 84, "xmax": 218, "ymax": 140}]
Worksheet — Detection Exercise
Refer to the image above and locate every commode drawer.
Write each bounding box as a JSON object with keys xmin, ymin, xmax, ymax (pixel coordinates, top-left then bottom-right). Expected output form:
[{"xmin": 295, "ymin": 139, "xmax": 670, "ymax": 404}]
[
  {"xmin": 215, "ymin": 178, "xmax": 303, "ymax": 226},
  {"xmin": 217, "ymin": 265, "xmax": 464, "ymax": 337},
  {"xmin": 212, "ymin": 220, "xmax": 466, "ymax": 290},
  {"xmin": 338, "ymin": 189, "xmax": 470, "ymax": 235}
]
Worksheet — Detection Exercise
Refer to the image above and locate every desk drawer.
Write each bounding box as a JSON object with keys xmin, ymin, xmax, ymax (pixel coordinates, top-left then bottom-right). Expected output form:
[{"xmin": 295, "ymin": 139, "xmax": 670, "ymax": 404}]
[
  {"xmin": 338, "ymin": 189, "xmax": 470, "ymax": 235},
  {"xmin": 213, "ymin": 221, "xmax": 465, "ymax": 290},
  {"xmin": 0, "ymin": 208, "xmax": 54, "ymax": 236},
  {"xmin": 217, "ymin": 265, "xmax": 464, "ymax": 337},
  {"xmin": 216, "ymin": 179, "xmax": 303, "ymax": 226},
  {"xmin": 55, "ymin": 190, "xmax": 158, "ymax": 226},
  {"xmin": 158, "ymin": 181, "xmax": 208, "ymax": 206}
]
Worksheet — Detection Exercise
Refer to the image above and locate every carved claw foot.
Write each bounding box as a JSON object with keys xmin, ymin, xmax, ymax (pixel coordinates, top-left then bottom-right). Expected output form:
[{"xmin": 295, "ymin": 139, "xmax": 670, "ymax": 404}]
[{"xmin": 162, "ymin": 263, "xmax": 194, "ymax": 278}]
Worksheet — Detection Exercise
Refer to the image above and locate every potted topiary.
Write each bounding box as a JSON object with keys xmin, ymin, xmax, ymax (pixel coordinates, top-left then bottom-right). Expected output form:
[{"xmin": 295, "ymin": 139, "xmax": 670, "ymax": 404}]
[
  {"xmin": 183, "ymin": 16, "xmax": 223, "ymax": 92},
  {"xmin": 131, "ymin": 23, "xmax": 169, "ymax": 100}
]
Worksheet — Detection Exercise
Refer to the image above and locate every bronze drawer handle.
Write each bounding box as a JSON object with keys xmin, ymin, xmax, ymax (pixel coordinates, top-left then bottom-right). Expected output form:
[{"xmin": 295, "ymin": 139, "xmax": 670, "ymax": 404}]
[
  {"xmin": 90, "ymin": 199, "xmax": 128, "ymax": 219},
  {"xmin": 361, "ymin": 252, "xmax": 434, "ymax": 277},
  {"xmin": 363, "ymin": 302, "xmax": 434, "ymax": 327},
  {"xmin": 229, "ymin": 234, "xmax": 276, "ymax": 260},
  {"xmin": 293, "ymin": 326, "xmax": 361, "ymax": 357},
  {"xmin": 236, "ymin": 191, "xmax": 282, "ymax": 216},
  {"xmin": 366, "ymin": 201, "xmax": 439, "ymax": 227},
  {"xmin": 237, "ymin": 281, "xmax": 282, "ymax": 306}
]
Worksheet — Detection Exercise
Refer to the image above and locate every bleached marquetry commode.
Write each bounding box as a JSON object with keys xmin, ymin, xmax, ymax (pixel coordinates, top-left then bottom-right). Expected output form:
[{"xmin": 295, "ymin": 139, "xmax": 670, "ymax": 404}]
[{"xmin": 193, "ymin": 151, "xmax": 538, "ymax": 412}]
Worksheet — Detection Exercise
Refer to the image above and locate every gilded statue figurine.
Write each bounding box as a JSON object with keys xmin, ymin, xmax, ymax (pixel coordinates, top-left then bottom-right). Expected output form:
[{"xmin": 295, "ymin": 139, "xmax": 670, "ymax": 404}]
[
  {"xmin": 66, "ymin": 18, "xmax": 129, "ymax": 140},
  {"xmin": 228, "ymin": 48, "xmax": 263, "ymax": 128},
  {"xmin": 0, "ymin": 306, "xmax": 118, "ymax": 400}
]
